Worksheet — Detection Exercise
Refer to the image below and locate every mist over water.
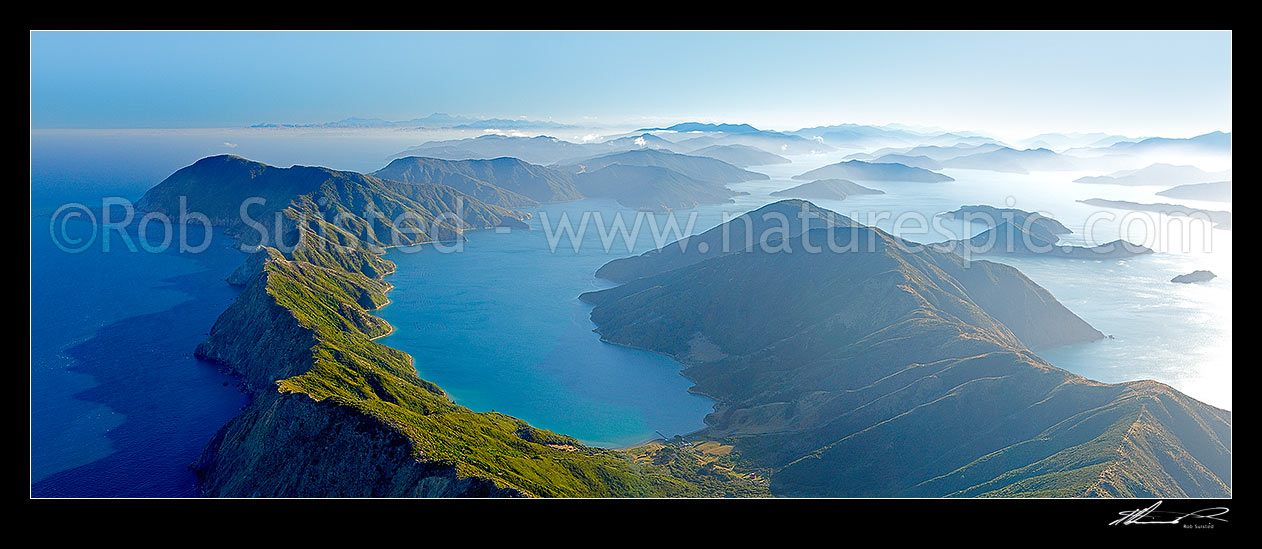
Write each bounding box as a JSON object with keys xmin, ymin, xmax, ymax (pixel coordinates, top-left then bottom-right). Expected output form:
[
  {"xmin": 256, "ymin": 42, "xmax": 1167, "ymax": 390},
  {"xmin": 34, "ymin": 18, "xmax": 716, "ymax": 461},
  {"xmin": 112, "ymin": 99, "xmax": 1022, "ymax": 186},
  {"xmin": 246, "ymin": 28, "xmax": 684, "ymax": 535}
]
[{"xmin": 723, "ymin": 152, "xmax": 1232, "ymax": 409}]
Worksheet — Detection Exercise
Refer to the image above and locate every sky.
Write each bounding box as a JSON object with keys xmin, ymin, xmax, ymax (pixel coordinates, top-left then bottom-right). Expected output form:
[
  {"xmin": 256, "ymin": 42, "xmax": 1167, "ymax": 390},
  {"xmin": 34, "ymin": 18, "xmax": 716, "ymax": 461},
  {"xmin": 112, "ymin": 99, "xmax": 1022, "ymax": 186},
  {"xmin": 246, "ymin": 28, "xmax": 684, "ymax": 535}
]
[{"xmin": 29, "ymin": 31, "xmax": 1231, "ymax": 139}]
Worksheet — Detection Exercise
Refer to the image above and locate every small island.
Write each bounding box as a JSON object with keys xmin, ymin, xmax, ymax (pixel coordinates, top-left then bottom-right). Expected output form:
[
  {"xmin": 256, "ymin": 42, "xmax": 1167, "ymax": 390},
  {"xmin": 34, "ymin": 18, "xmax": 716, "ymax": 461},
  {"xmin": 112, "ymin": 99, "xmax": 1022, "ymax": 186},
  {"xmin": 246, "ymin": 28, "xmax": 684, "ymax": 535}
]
[
  {"xmin": 793, "ymin": 160, "xmax": 955, "ymax": 183},
  {"xmin": 770, "ymin": 179, "xmax": 884, "ymax": 200},
  {"xmin": 1171, "ymin": 270, "xmax": 1217, "ymax": 284}
]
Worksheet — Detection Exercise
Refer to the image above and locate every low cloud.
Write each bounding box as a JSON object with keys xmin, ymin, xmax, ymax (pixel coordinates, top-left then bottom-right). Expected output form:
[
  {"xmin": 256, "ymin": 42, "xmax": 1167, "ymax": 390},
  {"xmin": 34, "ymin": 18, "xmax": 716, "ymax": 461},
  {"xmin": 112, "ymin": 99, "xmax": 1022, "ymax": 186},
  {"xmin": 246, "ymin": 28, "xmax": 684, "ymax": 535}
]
[{"xmin": 481, "ymin": 129, "xmax": 530, "ymax": 137}]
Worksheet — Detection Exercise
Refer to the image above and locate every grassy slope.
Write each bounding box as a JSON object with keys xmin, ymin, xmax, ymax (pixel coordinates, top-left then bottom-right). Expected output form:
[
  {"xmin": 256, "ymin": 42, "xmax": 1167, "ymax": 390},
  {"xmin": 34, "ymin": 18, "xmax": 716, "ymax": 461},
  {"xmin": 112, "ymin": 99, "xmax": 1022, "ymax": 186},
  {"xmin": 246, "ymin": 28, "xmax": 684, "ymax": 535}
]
[{"xmin": 239, "ymin": 246, "xmax": 765, "ymax": 497}]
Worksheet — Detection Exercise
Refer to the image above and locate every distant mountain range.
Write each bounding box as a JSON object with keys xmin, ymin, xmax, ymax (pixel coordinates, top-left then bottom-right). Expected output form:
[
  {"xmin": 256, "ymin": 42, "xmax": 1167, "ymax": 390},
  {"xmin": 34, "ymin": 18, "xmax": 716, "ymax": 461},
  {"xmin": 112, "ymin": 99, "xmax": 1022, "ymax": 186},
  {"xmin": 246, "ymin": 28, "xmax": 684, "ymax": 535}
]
[
  {"xmin": 1015, "ymin": 132, "xmax": 1137, "ymax": 151},
  {"xmin": 1074, "ymin": 163, "xmax": 1232, "ymax": 187},
  {"xmin": 791, "ymin": 123, "xmax": 1001, "ymax": 149},
  {"xmin": 1101, "ymin": 131, "xmax": 1231, "ymax": 156},
  {"xmin": 372, "ymin": 149, "xmax": 759, "ymax": 213},
  {"xmin": 848, "ymin": 143, "xmax": 1007, "ymax": 162},
  {"xmin": 390, "ymin": 132, "xmax": 778, "ymax": 166},
  {"xmin": 637, "ymin": 122, "xmax": 763, "ymax": 134},
  {"xmin": 393, "ymin": 135, "xmax": 608, "ymax": 165},
  {"xmin": 941, "ymin": 147, "xmax": 1080, "ymax": 174}
]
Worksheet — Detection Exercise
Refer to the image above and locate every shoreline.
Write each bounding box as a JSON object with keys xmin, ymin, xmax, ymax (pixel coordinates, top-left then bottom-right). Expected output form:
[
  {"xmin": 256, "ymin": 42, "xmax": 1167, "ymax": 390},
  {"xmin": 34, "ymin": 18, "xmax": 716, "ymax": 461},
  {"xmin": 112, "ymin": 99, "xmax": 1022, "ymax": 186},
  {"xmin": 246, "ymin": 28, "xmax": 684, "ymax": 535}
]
[{"xmin": 369, "ymin": 223, "xmax": 721, "ymax": 451}]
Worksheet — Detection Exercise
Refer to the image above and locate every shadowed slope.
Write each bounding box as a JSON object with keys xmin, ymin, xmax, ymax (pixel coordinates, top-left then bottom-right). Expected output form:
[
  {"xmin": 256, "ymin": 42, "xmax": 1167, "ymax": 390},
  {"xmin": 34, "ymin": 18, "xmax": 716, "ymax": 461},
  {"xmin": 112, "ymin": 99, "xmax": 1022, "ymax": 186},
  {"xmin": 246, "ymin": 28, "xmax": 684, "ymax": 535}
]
[{"xmin": 581, "ymin": 204, "xmax": 1228, "ymax": 498}]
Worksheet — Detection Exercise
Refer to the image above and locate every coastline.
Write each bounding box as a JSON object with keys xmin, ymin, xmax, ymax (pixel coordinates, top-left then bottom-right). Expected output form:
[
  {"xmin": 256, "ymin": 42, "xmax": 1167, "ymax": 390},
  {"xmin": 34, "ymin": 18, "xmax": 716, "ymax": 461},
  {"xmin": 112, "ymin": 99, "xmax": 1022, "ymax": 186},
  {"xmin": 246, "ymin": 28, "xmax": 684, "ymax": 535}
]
[{"xmin": 370, "ymin": 228, "xmax": 721, "ymax": 451}]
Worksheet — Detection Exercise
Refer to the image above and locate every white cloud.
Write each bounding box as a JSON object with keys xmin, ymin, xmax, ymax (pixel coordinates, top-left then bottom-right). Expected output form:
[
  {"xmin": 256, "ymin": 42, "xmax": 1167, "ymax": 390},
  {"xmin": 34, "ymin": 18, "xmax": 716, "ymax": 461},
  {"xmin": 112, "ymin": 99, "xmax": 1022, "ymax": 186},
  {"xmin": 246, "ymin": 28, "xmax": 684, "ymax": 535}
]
[
  {"xmin": 480, "ymin": 129, "xmax": 531, "ymax": 137},
  {"xmin": 223, "ymin": 142, "xmax": 238, "ymax": 148}
]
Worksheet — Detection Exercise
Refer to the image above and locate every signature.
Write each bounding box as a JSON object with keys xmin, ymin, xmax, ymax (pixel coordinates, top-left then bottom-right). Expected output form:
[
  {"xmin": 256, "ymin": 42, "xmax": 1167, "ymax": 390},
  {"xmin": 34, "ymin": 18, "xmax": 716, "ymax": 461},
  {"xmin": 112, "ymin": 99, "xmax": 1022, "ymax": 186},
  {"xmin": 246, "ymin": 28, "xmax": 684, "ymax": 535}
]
[{"xmin": 1110, "ymin": 500, "xmax": 1229, "ymax": 526}]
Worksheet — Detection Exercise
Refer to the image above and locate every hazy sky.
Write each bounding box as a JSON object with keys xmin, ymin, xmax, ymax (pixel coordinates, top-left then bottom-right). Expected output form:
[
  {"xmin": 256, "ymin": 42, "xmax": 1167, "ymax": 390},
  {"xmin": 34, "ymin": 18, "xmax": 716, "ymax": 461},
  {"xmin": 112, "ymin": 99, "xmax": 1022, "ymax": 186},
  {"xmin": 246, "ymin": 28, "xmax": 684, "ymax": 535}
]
[{"xmin": 30, "ymin": 31, "xmax": 1231, "ymax": 139}]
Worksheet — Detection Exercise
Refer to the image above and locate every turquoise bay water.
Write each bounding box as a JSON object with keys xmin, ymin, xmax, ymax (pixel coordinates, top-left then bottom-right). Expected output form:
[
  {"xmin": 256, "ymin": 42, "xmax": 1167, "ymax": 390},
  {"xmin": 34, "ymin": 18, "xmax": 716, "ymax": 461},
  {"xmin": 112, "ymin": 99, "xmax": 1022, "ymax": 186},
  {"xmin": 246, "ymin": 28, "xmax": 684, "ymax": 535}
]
[{"xmin": 376, "ymin": 199, "xmax": 718, "ymax": 448}]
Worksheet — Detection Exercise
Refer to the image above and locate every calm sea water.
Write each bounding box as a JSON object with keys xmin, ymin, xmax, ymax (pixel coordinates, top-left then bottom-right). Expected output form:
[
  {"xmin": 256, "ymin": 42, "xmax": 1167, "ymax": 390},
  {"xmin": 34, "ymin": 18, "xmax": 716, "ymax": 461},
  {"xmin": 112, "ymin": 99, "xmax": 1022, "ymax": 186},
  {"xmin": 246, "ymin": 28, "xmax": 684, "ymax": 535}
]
[
  {"xmin": 30, "ymin": 132, "xmax": 1231, "ymax": 496},
  {"xmin": 29, "ymin": 212, "xmax": 250, "ymax": 496},
  {"xmin": 728, "ymin": 157, "xmax": 1232, "ymax": 409}
]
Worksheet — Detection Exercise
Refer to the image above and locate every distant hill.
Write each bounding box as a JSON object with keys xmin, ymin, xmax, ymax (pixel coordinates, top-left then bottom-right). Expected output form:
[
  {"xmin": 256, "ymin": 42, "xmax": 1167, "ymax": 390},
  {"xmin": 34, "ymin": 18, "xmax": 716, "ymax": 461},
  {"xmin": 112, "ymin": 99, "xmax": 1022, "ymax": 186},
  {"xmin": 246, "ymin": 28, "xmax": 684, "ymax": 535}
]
[
  {"xmin": 574, "ymin": 164, "xmax": 741, "ymax": 212},
  {"xmin": 1074, "ymin": 163, "xmax": 1231, "ymax": 187},
  {"xmin": 600, "ymin": 133, "xmax": 679, "ymax": 151},
  {"xmin": 868, "ymin": 153, "xmax": 942, "ymax": 171},
  {"xmin": 1077, "ymin": 198, "xmax": 1232, "ymax": 230},
  {"xmin": 1156, "ymin": 181, "xmax": 1232, "ymax": 203},
  {"xmin": 1104, "ymin": 131, "xmax": 1231, "ymax": 156},
  {"xmin": 557, "ymin": 148, "xmax": 768, "ymax": 184},
  {"xmin": 938, "ymin": 221, "xmax": 1153, "ymax": 259},
  {"xmin": 942, "ymin": 147, "xmax": 1079, "ymax": 174},
  {"xmin": 640, "ymin": 121, "xmax": 835, "ymax": 155},
  {"xmin": 1016, "ymin": 132, "xmax": 1136, "ymax": 150},
  {"xmin": 372, "ymin": 156, "xmax": 581, "ymax": 205},
  {"xmin": 793, "ymin": 160, "xmax": 954, "ymax": 182},
  {"xmin": 582, "ymin": 201, "xmax": 1229, "ymax": 497},
  {"xmin": 638, "ymin": 122, "xmax": 763, "ymax": 134},
  {"xmin": 941, "ymin": 205, "xmax": 1072, "ymax": 243},
  {"xmin": 392, "ymin": 135, "xmax": 597, "ymax": 165},
  {"xmin": 688, "ymin": 144, "xmax": 790, "ymax": 167},
  {"xmin": 391, "ymin": 132, "xmax": 715, "ymax": 166},
  {"xmin": 674, "ymin": 132, "xmax": 834, "ymax": 156},
  {"xmin": 595, "ymin": 200, "xmax": 856, "ymax": 283},
  {"xmin": 770, "ymin": 179, "xmax": 884, "ymax": 200},
  {"xmin": 791, "ymin": 123, "xmax": 1001, "ymax": 149},
  {"xmin": 848, "ymin": 143, "xmax": 1006, "ymax": 162}
]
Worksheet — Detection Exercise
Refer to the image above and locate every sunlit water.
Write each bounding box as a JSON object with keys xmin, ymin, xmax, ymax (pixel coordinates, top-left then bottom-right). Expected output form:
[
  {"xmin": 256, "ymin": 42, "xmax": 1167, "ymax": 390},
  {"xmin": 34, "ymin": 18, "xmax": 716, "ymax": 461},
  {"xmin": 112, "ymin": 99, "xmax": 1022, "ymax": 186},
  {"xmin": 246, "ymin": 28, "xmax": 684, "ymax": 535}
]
[{"xmin": 723, "ymin": 153, "xmax": 1232, "ymax": 410}]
